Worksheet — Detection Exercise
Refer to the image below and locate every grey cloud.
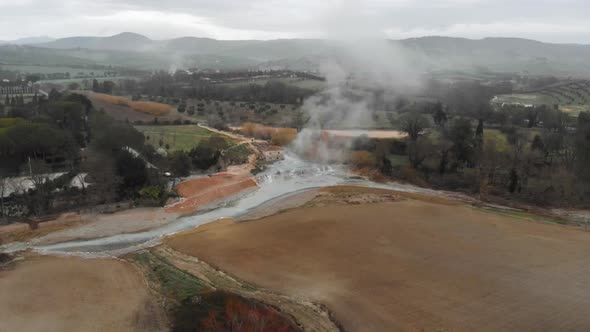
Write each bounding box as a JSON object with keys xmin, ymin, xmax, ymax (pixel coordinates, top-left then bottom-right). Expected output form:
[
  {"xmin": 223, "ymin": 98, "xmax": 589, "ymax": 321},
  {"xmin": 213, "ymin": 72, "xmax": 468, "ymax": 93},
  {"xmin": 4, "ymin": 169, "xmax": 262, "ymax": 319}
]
[{"xmin": 0, "ymin": 0, "xmax": 588, "ymax": 43}]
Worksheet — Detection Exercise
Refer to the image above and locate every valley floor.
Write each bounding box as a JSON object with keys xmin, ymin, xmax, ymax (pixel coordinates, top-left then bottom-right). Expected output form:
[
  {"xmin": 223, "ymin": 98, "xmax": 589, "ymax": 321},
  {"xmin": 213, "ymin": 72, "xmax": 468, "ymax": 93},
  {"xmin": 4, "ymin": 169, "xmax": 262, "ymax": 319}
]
[
  {"xmin": 3, "ymin": 186, "xmax": 590, "ymax": 331},
  {"xmin": 165, "ymin": 186, "xmax": 590, "ymax": 331}
]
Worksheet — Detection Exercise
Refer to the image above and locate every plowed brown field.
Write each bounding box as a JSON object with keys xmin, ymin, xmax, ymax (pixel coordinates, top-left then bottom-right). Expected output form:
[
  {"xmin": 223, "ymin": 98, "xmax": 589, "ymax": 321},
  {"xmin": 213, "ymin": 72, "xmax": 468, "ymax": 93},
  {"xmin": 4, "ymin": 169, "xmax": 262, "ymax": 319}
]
[
  {"xmin": 167, "ymin": 187, "xmax": 590, "ymax": 331},
  {"xmin": 0, "ymin": 256, "xmax": 167, "ymax": 332}
]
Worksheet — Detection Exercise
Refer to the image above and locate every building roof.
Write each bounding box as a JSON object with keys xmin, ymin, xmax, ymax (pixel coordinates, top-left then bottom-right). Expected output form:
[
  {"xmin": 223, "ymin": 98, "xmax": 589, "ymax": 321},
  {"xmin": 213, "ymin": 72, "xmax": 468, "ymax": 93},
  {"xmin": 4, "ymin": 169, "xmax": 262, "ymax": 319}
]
[{"xmin": 1, "ymin": 173, "xmax": 65, "ymax": 198}]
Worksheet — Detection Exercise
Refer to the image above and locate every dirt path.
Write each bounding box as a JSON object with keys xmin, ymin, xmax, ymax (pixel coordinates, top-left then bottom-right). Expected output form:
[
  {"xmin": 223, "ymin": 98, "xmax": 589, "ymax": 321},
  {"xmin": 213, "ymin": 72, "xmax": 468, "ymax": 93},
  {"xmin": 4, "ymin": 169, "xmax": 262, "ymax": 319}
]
[
  {"xmin": 199, "ymin": 124, "xmax": 267, "ymax": 157},
  {"xmin": 0, "ymin": 255, "xmax": 168, "ymax": 332},
  {"xmin": 166, "ymin": 186, "xmax": 590, "ymax": 331},
  {"xmin": 199, "ymin": 124, "xmax": 265, "ymax": 144}
]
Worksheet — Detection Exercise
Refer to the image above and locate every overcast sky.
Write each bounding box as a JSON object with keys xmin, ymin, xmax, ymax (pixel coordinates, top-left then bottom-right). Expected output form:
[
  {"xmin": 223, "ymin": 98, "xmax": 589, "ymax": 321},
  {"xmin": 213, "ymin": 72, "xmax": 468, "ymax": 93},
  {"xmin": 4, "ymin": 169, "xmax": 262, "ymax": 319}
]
[{"xmin": 0, "ymin": 0, "xmax": 588, "ymax": 43}]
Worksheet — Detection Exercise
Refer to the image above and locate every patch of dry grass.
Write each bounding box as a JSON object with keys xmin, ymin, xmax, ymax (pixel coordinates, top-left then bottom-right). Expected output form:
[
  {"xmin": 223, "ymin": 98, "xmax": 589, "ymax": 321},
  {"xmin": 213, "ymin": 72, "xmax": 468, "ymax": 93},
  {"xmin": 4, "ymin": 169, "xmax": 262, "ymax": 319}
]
[
  {"xmin": 239, "ymin": 123, "xmax": 297, "ymax": 146},
  {"xmin": 92, "ymin": 93, "xmax": 173, "ymax": 116}
]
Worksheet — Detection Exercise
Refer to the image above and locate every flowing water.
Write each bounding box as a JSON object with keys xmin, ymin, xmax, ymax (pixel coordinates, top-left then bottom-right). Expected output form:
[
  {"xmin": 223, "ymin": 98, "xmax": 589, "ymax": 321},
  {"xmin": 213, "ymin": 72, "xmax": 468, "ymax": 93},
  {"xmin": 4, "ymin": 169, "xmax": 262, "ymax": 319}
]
[
  {"xmin": 4, "ymin": 153, "xmax": 355, "ymax": 256},
  {"xmin": 1, "ymin": 151, "xmax": 461, "ymax": 256}
]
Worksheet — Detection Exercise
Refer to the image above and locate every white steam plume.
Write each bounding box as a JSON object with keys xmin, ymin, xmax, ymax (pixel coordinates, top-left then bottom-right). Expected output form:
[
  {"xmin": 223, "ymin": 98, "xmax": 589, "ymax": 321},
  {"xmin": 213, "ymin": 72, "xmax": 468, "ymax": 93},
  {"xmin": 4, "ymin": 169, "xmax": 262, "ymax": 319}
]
[{"xmin": 292, "ymin": 0, "xmax": 423, "ymax": 162}]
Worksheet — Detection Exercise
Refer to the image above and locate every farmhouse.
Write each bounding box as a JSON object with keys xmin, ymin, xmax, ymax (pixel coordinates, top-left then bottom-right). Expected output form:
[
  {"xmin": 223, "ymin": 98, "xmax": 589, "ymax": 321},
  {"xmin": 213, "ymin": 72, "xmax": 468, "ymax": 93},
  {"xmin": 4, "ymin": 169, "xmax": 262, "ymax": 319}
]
[{"xmin": 261, "ymin": 146, "xmax": 284, "ymax": 161}]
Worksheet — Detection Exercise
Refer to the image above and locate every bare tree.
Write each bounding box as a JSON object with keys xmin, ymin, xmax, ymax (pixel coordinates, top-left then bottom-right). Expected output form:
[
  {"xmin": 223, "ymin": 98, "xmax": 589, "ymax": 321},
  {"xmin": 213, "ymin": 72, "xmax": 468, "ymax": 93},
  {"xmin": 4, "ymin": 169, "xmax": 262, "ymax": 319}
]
[
  {"xmin": 20, "ymin": 160, "xmax": 52, "ymax": 216},
  {"xmin": 84, "ymin": 153, "xmax": 120, "ymax": 204},
  {"xmin": 26, "ymin": 160, "xmax": 51, "ymax": 190},
  {"xmin": 407, "ymin": 137, "xmax": 435, "ymax": 169},
  {"xmin": 432, "ymin": 101, "xmax": 448, "ymax": 128},
  {"xmin": 477, "ymin": 140, "xmax": 509, "ymax": 198},
  {"xmin": 400, "ymin": 113, "xmax": 430, "ymax": 141}
]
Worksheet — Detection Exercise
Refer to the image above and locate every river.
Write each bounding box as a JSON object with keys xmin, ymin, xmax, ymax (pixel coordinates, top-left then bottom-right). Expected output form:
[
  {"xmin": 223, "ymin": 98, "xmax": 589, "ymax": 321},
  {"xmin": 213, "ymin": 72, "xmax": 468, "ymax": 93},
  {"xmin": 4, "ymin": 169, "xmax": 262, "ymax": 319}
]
[
  {"xmin": 2, "ymin": 151, "xmax": 468, "ymax": 257},
  {"xmin": 6, "ymin": 152, "xmax": 350, "ymax": 256}
]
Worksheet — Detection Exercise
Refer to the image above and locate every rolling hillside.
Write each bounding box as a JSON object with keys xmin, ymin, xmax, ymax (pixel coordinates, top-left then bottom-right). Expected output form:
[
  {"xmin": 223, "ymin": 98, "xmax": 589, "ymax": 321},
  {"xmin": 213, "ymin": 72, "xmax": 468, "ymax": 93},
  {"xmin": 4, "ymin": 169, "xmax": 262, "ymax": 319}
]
[
  {"xmin": 401, "ymin": 36, "xmax": 590, "ymax": 76},
  {"xmin": 2, "ymin": 32, "xmax": 589, "ymax": 76},
  {"xmin": 0, "ymin": 36, "xmax": 55, "ymax": 46},
  {"xmin": 0, "ymin": 45, "xmax": 96, "ymax": 67},
  {"xmin": 494, "ymin": 79, "xmax": 590, "ymax": 115}
]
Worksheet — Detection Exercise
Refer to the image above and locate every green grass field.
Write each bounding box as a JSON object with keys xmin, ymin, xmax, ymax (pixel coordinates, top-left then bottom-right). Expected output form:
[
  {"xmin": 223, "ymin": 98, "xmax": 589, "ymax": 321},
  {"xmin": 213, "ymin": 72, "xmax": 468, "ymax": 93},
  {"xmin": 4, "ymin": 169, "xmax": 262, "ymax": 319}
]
[
  {"xmin": 484, "ymin": 129, "xmax": 510, "ymax": 152},
  {"xmin": 133, "ymin": 252, "xmax": 208, "ymax": 300},
  {"xmin": 494, "ymin": 80, "xmax": 590, "ymax": 116},
  {"xmin": 493, "ymin": 93, "xmax": 554, "ymax": 105},
  {"xmin": 135, "ymin": 125, "xmax": 237, "ymax": 152}
]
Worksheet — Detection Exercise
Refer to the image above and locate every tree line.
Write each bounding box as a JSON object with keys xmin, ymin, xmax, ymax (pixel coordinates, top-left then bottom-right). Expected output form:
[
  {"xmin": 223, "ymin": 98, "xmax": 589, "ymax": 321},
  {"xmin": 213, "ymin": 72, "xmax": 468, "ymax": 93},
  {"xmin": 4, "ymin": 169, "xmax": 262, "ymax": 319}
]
[
  {"xmin": 115, "ymin": 70, "xmax": 314, "ymax": 105},
  {"xmin": 361, "ymin": 81, "xmax": 590, "ymax": 207},
  {"xmin": 0, "ymin": 89, "xmax": 164, "ymax": 217},
  {"xmin": 0, "ymin": 86, "xmax": 260, "ymax": 218}
]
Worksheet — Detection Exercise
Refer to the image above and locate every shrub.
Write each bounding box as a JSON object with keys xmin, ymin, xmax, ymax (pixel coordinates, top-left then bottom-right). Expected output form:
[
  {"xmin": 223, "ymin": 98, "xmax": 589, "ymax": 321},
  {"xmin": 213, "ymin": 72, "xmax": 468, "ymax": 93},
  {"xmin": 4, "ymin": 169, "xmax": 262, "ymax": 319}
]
[
  {"xmin": 173, "ymin": 292, "xmax": 297, "ymax": 332},
  {"xmin": 137, "ymin": 185, "xmax": 167, "ymax": 206},
  {"xmin": 209, "ymin": 118, "xmax": 229, "ymax": 131},
  {"xmin": 399, "ymin": 164, "xmax": 424, "ymax": 184},
  {"xmin": 169, "ymin": 151, "xmax": 192, "ymax": 176},
  {"xmin": 350, "ymin": 151, "xmax": 376, "ymax": 168},
  {"xmin": 224, "ymin": 144, "xmax": 251, "ymax": 165}
]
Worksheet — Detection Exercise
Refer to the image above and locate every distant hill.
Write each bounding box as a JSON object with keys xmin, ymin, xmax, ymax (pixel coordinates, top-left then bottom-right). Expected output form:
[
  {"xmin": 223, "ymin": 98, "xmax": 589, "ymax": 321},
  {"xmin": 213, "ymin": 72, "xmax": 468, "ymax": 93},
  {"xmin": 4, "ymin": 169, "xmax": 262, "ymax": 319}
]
[
  {"xmin": 2, "ymin": 32, "xmax": 589, "ymax": 76},
  {"xmin": 0, "ymin": 45, "xmax": 95, "ymax": 67},
  {"xmin": 34, "ymin": 32, "xmax": 342, "ymax": 61},
  {"xmin": 36, "ymin": 33, "xmax": 326, "ymax": 60},
  {"xmin": 37, "ymin": 32, "xmax": 153, "ymax": 52},
  {"xmin": 0, "ymin": 45, "xmax": 259, "ymax": 71},
  {"xmin": 0, "ymin": 36, "xmax": 55, "ymax": 46},
  {"xmin": 398, "ymin": 36, "xmax": 590, "ymax": 76}
]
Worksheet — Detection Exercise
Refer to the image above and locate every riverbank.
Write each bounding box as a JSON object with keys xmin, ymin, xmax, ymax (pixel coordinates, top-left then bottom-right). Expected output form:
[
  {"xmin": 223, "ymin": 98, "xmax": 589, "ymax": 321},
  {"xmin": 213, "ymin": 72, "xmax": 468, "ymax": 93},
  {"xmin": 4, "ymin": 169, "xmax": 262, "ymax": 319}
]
[{"xmin": 0, "ymin": 207, "xmax": 178, "ymax": 246}]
